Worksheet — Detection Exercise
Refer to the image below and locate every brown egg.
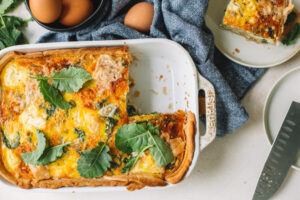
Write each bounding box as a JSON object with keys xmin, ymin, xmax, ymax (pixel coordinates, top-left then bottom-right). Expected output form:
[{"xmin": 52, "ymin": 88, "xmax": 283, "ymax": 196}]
[
  {"xmin": 29, "ymin": 0, "xmax": 62, "ymax": 24},
  {"xmin": 60, "ymin": 0, "xmax": 93, "ymax": 27},
  {"xmin": 124, "ymin": 2, "xmax": 154, "ymax": 33}
]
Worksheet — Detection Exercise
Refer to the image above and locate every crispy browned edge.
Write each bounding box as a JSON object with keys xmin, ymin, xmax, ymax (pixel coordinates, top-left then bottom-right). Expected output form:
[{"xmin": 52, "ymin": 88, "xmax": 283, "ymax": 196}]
[
  {"xmin": 220, "ymin": 0, "xmax": 294, "ymax": 44},
  {"xmin": 0, "ymin": 48, "xmax": 196, "ymax": 191},
  {"xmin": 165, "ymin": 111, "xmax": 195, "ymax": 184}
]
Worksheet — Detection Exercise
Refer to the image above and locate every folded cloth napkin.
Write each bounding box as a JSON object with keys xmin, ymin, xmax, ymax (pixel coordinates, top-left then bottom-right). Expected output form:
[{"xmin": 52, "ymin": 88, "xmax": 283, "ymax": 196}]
[{"xmin": 37, "ymin": 0, "xmax": 266, "ymax": 137}]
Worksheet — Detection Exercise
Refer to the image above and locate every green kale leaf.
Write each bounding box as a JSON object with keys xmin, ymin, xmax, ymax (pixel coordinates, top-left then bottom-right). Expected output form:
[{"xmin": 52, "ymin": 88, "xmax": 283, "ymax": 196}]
[
  {"xmin": 21, "ymin": 130, "xmax": 70, "ymax": 166},
  {"xmin": 0, "ymin": 1, "xmax": 30, "ymax": 50},
  {"xmin": 2, "ymin": 15, "xmax": 30, "ymax": 28},
  {"xmin": 77, "ymin": 142, "xmax": 112, "ymax": 178},
  {"xmin": 21, "ymin": 130, "xmax": 47, "ymax": 164},
  {"xmin": 282, "ymin": 23, "xmax": 300, "ymax": 46},
  {"xmin": 0, "ymin": 25, "xmax": 22, "ymax": 47},
  {"xmin": 51, "ymin": 66, "xmax": 92, "ymax": 93},
  {"xmin": 0, "ymin": 0, "xmax": 21, "ymax": 14},
  {"xmin": 115, "ymin": 123, "xmax": 174, "ymax": 170},
  {"xmin": 34, "ymin": 143, "xmax": 70, "ymax": 165},
  {"xmin": 31, "ymin": 66, "xmax": 92, "ymax": 93},
  {"xmin": 30, "ymin": 67, "xmax": 93, "ymax": 110},
  {"xmin": 148, "ymin": 134, "xmax": 174, "ymax": 167},
  {"xmin": 115, "ymin": 123, "xmax": 151, "ymax": 154},
  {"xmin": 37, "ymin": 79, "xmax": 72, "ymax": 110}
]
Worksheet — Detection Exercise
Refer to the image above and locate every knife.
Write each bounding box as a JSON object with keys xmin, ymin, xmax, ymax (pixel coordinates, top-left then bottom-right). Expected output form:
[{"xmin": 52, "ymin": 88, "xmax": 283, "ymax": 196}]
[{"xmin": 253, "ymin": 101, "xmax": 300, "ymax": 200}]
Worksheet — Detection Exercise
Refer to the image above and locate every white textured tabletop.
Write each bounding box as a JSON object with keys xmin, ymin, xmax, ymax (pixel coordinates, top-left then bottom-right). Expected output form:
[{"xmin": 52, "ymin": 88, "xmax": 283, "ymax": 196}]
[{"xmin": 1, "ymin": 3, "xmax": 300, "ymax": 200}]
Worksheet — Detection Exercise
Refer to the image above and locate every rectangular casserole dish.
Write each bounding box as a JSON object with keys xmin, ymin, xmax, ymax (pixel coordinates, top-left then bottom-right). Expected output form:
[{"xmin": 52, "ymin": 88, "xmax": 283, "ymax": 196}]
[{"xmin": 0, "ymin": 38, "xmax": 216, "ymax": 192}]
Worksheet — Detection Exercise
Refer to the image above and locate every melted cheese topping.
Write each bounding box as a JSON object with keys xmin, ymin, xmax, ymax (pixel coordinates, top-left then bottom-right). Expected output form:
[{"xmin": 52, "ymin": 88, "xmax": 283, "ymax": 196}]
[
  {"xmin": 131, "ymin": 153, "xmax": 164, "ymax": 174},
  {"xmin": 2, "ymin": 62, "xmax": 28, "ymax": 88},
  {"xmin": 19, "ymin": 103, "xmax": 47, "ymax": 131},
  {"xmin": 49, "ymin": 149, "xmax": 80, "ymax": 178},
  {"xmin": 2, "ymin": 147, "xmax": 21, "ymax": 174},
  {"xmin": 222, "ymin": 0, "xmax": 293, "ymax": 42}
]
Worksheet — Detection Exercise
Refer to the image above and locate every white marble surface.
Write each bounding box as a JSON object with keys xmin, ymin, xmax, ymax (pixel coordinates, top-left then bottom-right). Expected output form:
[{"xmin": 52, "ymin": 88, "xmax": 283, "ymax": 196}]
[{"xmin": 1, "ymin": 3, "xmax": 300, "ymax": 200}]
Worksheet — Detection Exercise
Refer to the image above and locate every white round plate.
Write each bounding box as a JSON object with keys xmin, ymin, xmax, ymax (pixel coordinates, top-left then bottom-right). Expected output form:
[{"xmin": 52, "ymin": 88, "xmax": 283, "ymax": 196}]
[
  {"xmin": 264, "ymin": 67, "xmax": 300, "ymax": 170},
  {"xmin": 205, "ymin": 0, "xmax": 300, "ymax": 68}
]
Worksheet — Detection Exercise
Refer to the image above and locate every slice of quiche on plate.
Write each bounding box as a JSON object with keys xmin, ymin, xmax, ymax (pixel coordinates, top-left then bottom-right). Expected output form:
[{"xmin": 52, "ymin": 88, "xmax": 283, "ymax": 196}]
[
  {"xmin": 221, "ymin": 0, "xmax": 294, "ymax": 44},
  {"xmin": 0, "ymin": 46, "xmax": 196, "ymax": 191},
  {"xmin": 205, "ymin": 0, "xmax": 300, "ymax": 67}
]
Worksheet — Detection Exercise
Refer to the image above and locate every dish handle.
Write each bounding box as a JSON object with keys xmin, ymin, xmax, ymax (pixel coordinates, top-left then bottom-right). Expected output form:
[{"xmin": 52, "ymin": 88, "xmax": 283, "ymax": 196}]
[{"xmin": 198, "ymin": 73, "xmax": 217, "ymax": 150}]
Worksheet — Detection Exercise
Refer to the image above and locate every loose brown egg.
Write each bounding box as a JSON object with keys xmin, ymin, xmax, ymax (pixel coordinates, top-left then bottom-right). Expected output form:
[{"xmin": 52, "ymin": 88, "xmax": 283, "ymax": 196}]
[
  {"xmin": 29, "ymin": 0, "xmax": 62, "ymax": 24},
  {"xmin": 124, "ymin": 2, "xmax": 154, "ymax": 33},
  {"xmin": 60, "ymin": 0, "xmax": 93, "ymax": 27}
]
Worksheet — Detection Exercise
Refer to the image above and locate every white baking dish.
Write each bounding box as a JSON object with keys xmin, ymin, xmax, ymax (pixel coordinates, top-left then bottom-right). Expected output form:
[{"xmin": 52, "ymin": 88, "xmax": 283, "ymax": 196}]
[{"xmin": 0, "ymin": 38, "xmax": 216, "ymax": 192}]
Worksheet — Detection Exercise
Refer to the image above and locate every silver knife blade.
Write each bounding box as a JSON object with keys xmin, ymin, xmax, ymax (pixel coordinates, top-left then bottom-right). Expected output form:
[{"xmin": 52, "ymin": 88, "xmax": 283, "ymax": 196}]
[{"xmin": 253, "ymin": 101, "xmax": 300, "ymax": 200}]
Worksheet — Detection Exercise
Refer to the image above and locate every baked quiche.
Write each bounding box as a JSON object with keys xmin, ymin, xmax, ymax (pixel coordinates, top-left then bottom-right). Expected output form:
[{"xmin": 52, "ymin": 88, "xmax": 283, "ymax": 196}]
[
  {"xmin": 221, "ymin": 0, "xmax": 294, "ymax": 43},
  {"xmin": 0, "ymin": 47, "xmax": 196, "ymax": 191}
]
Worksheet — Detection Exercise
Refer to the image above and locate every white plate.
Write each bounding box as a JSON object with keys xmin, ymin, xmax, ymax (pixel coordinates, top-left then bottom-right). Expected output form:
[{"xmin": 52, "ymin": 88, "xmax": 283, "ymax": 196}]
[
  {"xmin": 0, "ymin": 39, "xmax": 216, "ymax": 192},
  {"xmin": 205, "ymin": 0, "xmax": 300, "ymax": 68},
  {"xmin": 263, "ymin": 67, "xmax": 300, "ymax": 170}
]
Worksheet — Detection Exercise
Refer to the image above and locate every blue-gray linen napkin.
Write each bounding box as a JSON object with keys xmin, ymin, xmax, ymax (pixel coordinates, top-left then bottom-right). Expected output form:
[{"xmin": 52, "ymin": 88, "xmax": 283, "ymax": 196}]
[{"xmin": 37, "ymin": 0, "xmax": 266, "ymax": 137}]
